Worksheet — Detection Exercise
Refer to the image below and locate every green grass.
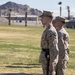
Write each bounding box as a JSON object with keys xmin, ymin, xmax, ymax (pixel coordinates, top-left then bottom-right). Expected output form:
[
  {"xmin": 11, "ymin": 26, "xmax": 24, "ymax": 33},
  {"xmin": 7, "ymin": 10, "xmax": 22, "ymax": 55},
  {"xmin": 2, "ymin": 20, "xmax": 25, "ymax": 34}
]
[{"xmin": 0, "ymin": 25, "xmax": 75, "ymax": 74}]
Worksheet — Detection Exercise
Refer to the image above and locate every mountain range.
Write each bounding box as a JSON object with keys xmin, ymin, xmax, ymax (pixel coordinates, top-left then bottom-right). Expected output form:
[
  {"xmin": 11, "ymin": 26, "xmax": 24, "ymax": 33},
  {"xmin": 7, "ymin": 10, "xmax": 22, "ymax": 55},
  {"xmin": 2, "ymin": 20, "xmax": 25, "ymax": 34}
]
[{"xmin": 0, "ymin": 1, "xmax": 42, "ymax": 16}]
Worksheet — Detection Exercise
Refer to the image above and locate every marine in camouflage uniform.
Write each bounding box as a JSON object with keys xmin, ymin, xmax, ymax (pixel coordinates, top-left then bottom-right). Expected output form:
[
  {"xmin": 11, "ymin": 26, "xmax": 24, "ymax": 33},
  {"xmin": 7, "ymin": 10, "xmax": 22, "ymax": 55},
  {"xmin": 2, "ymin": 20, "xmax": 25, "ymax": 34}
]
[
  {"xmin": 39, "ymin": 11, "xmax": 59, "ymax": 75},
  {"xmin": 53, "ymin": 16, "xmax": 70, "ymax": 75}
]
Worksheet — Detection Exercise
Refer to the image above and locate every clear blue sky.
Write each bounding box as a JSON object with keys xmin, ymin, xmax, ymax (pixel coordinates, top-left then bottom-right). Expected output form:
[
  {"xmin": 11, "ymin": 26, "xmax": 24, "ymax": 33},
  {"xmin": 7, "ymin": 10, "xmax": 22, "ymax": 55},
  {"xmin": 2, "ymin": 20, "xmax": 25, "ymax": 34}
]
[{"xmin": 0, "ymin": 0, "xmax": 75, "ymax": 17}]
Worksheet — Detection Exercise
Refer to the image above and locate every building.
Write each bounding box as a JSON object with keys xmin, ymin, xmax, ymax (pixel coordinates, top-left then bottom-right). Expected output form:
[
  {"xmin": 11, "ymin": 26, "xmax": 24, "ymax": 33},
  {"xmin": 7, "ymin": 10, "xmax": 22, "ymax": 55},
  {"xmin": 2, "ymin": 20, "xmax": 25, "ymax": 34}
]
[
  {"xmin": 65, "ymin": 18, "xmax": 75, "ymax": 28},
  {"xmin": 2, "ymin": 14, "xmax": 38, "ymax": 21},
  {"xmin": 1, "ymin": 14, "xmax": 42, "ymax": 26}
]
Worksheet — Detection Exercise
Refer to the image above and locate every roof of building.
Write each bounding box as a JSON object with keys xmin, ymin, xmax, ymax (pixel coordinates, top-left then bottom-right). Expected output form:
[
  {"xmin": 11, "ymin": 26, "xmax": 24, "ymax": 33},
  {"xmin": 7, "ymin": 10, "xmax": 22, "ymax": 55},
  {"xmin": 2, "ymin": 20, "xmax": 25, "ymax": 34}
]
[{"xmin": 1, "ymin": 15, "xmax": 38, "ymax": 17}]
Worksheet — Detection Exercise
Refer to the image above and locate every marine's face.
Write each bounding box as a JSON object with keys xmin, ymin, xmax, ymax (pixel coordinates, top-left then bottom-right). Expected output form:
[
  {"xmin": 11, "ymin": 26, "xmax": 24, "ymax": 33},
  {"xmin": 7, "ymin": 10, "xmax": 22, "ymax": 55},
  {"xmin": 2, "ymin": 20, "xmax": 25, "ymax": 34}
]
[
  {"xmin": 41, "ymin": 16, "xmax": 48, "ymax": 26},
  {"xmin": 41, "ymin": 16, "xmax": 51, "ymax": 26},
  {"xmin": 53, "ymin": 21, "xmax": 62, "ymax": 29}
]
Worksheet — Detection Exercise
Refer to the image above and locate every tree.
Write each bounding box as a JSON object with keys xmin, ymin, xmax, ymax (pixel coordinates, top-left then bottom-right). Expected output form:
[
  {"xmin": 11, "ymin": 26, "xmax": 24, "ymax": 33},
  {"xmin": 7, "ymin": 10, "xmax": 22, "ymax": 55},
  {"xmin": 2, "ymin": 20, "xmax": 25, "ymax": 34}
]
[
  {"xmin": 67, "ymin": 6, "xmax": 70, "ymax": 20},
  {"xmin": 8, "ymin": 8, "xmax": 12, "ymax": 25},
  {"xmin": 58, "ymin": 2, "xmax": 62, "ymax": 16},
  {"xmin": 0, "ymin": 9, "xmax": 1, "ymax": 17},
  {"xmin": 24, "ymin": 7, "xmax": 28, "ymax": 26}
]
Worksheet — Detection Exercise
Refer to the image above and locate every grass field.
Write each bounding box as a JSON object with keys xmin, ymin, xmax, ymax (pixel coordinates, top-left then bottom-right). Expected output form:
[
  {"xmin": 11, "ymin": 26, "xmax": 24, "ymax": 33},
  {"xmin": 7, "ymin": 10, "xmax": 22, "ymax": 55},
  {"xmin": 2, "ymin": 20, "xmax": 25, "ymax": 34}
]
[{"xmin": 0, "ymin": 25, "xmax": 75, "ymax": 75}]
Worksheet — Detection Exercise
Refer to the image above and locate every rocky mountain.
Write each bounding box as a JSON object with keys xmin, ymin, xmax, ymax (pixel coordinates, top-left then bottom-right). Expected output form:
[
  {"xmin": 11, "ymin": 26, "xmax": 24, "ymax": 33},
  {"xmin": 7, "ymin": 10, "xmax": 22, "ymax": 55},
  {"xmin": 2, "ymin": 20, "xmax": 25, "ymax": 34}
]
[{"xmin": 0, "ymin": 1, "xmax": 42, "ymax": 16}]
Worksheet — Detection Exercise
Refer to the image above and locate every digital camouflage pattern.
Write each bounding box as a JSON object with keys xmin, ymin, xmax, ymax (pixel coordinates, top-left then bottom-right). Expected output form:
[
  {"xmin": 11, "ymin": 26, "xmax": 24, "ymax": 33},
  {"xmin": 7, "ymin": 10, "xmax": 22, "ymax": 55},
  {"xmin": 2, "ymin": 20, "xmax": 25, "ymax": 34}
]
[
  {"xmin": 56, "ymin": 27, "xmax": 70, "ymax": 75},
  {"xmin": 39, "ymin": 24, "xmax": 59, "ymax": 75}
]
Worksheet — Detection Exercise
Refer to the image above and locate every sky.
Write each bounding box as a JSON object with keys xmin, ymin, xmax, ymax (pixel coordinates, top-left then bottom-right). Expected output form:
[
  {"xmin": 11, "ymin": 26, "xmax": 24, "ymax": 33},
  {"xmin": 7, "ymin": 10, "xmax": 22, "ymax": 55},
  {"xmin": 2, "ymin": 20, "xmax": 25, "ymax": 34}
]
[{"xmin": 0, "ymin": 0, "xmax": 75, "ymax": 17}]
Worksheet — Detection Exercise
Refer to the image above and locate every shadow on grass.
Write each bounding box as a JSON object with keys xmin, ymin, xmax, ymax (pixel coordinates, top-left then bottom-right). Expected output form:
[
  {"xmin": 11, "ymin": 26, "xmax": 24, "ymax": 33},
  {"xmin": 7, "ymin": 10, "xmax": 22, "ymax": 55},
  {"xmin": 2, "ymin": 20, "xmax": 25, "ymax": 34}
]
[
  {"xmin": 0, "ymin": 64, "xmax": 42, "ymax": 75},
  {"xmin": 5, "ymin": 63, "xmax": 41, "ymax": 68},
  {"xmin": 0, "ymin": 73, "xmax": 42, "ymax": 75}
]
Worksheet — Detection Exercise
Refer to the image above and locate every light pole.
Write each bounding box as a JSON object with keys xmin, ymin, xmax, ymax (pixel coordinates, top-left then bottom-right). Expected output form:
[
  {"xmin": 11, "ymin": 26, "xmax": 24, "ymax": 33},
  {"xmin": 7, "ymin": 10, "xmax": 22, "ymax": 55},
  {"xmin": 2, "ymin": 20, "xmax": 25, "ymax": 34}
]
[
  {"xmin": 67, "ymin": 6, "xmax": 70, "ymax": 20},
  {"xmin": 8, "ymin": 8, "xmax": 12, "ymax": 25},
  {"xmin": 58, "ymin": 2, "xmax": 62, "ymax": 16},
  {"xmin": 24, "ymin": 7, "xmax": 28, "ymax": 26}
]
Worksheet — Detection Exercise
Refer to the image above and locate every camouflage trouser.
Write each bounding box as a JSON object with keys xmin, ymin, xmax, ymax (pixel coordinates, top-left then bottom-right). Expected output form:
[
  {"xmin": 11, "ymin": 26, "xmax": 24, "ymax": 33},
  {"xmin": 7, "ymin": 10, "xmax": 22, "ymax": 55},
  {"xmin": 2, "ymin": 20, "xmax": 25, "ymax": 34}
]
[
  {"xmin": 56, "ymin": 55, "xmax": 69, "ymax": 75},
  {"xmin": 41, "ymin": 61, "xmax": 56, "ymax": 75},
  {"xmin": 39, "ymin": 51, "xmax": 57, "ymax": 75}
]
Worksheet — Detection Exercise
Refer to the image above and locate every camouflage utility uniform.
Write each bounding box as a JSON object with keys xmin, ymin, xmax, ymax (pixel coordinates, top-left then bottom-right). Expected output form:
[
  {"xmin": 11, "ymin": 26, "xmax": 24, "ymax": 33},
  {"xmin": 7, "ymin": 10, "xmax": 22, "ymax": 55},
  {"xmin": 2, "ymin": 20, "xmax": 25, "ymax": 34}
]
[
  {"xmin": 39, "ymin": 24, "xmax": 59, "ymax": 75},
  {"xmin": 56, "ymin": 27, "xmax": 70, "ymax": 75}
]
